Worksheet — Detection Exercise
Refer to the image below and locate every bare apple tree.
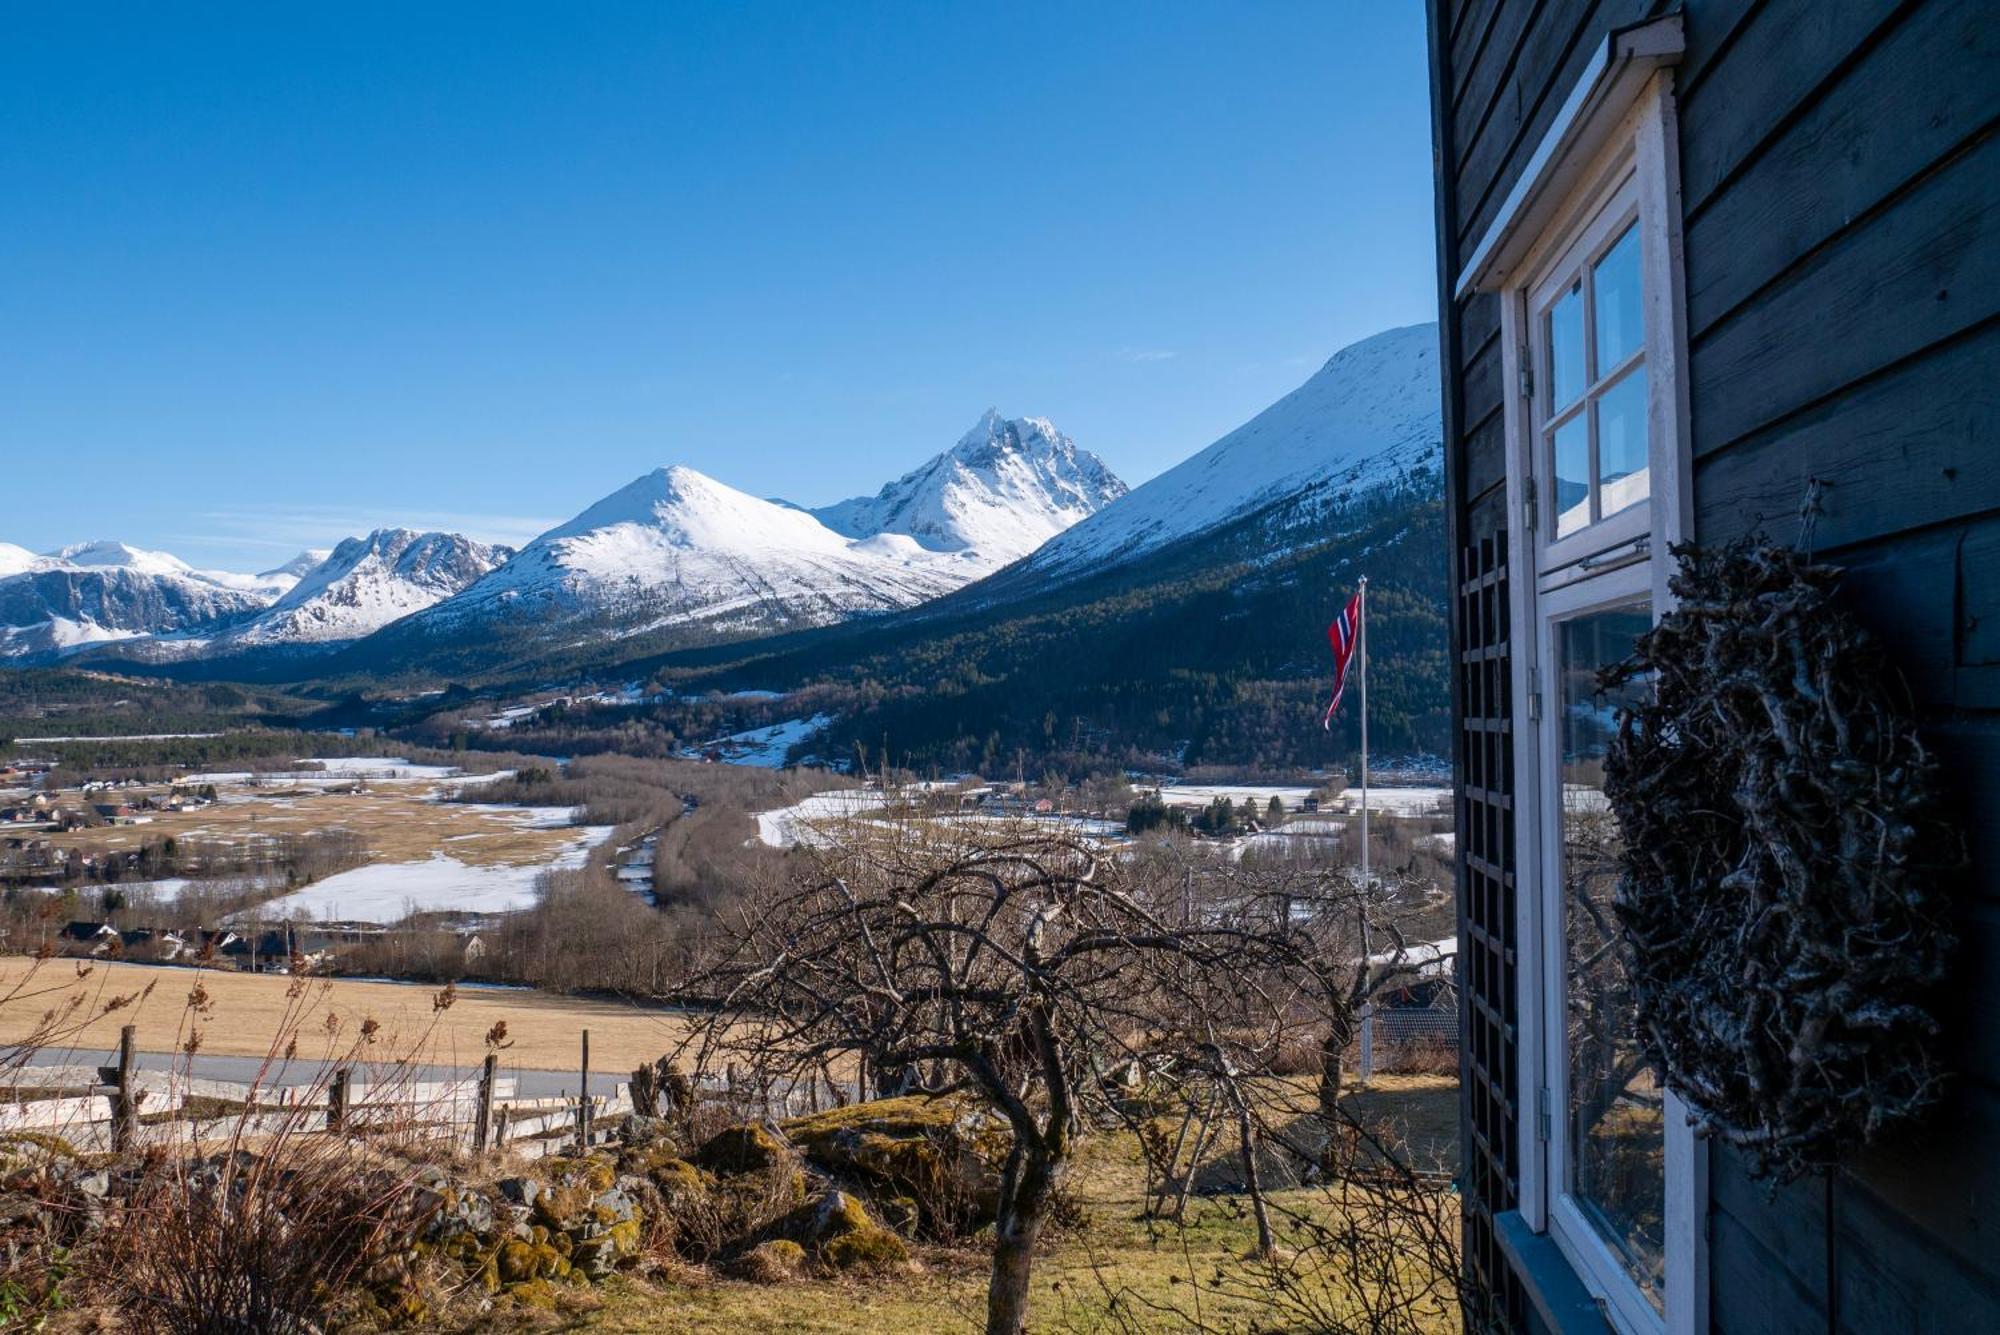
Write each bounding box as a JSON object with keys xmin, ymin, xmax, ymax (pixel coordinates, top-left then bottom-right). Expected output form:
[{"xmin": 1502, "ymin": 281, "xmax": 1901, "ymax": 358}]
[{"xmin": 678, "ymin": 824, "xmax": 1328, "ymax": 1335}]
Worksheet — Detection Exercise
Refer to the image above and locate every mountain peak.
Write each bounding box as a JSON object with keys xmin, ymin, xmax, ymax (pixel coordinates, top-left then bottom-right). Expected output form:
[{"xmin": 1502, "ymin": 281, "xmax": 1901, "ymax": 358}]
[
  {"xmin": 1022, "ymin": 321, "xmax": 1440, "ymax": 579},
  {"xmin": 46, "ymin": 540, "xmax": 193, "ymax": 576},
  {"xmin": 812, "ymin": 412, "xmax": 1126, "ymax": 562},
  {"xmin": 260, "ymin": 549, "xmax": 332, "ymax": 580}
]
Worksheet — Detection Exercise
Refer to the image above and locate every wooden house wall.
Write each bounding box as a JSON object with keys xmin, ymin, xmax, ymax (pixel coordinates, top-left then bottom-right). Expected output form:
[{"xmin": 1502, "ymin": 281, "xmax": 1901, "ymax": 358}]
[{"xmin": 1430, "ymin": 0, "xmax": 2000, "ymax": 1329}]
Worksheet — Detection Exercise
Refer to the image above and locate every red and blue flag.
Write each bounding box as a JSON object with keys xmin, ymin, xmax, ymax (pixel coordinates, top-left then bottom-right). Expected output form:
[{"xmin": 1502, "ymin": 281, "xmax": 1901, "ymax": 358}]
[{"xmin": 1323, "ymin": 588, "xmax": 1363, "ymax": 730}]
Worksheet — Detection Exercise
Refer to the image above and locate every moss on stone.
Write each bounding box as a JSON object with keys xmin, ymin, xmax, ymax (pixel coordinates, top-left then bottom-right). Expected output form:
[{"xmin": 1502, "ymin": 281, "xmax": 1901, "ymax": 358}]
[
  {"xmin": 693, "ymin": 1122, "xmax": 792, "ymax": 1176},
  {"xmin": 726, "ymin": 1238, "xmax": 808, "ymax": 1284},
  {"xmin": 823, "ymin": 1226, "xmax": 910, "ymax": 1272}
]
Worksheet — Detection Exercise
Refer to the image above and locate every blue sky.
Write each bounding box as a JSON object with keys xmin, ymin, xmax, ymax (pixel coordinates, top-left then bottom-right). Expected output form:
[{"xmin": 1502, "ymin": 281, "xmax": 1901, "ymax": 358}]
[{"xmin": 1, "ymin": 3, "xmax": 1437, "ymax": 572}]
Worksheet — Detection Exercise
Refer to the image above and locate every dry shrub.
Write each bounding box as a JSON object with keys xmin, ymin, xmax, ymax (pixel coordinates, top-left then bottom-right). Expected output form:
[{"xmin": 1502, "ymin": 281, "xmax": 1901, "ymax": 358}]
[
  {"xmin": 1378, "ymin": 1033, "xmax": 1458, "ymax": 1078},
  {"xmin": 110, "ymin": 1141, "xmax": 425, "ymax": 1334}
]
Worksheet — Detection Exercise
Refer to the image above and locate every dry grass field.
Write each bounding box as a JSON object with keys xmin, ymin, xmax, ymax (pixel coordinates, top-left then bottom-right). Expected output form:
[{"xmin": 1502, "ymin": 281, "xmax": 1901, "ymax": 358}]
[
  {"xmin": 0, "ymin": 956, "xmax": 696, "ymax": 1072},
  {"xmin": 40, "ymin": 772, "xmax": 595, "ymax": 870}
]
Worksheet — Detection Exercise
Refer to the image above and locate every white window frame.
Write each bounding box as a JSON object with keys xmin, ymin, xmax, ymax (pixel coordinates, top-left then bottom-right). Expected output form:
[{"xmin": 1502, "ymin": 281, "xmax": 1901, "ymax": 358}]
[{"xmin": 1460, "ymin": 23, "xmax": 1704, "ymax": 1335}]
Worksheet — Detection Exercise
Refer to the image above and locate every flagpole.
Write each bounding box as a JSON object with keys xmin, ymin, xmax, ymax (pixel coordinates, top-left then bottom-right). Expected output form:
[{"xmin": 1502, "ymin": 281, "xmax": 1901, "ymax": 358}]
[{"xmin": 1358, "ymin": 576, "xmax": 1369, "ymax": 897}]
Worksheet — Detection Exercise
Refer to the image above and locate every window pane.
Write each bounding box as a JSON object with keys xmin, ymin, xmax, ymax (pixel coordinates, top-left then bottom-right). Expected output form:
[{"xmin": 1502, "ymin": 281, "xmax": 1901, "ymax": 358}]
[
  {"xmin": 1593, "ymin": 224, "xmax": 1643, "ymax": 372},
  {"xmin": 1596, "ymin": 367, "xmax": 1650, "ymax": 520},
  {"xmin": 1548, "ymin": 283, "xmax": 1586, "ymax": 409},
  {"xmin": 1552, "ymin": 416, "xmax": 1590, "ymax": 537},
  {"xmin": 1559, "ymin": 603, "xmax": 1664, "ymax": 1310}
]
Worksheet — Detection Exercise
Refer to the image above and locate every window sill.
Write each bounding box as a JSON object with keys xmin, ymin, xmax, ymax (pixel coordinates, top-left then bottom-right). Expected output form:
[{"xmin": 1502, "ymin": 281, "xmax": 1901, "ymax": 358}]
[{"xmin": 1495, "ymin": 1209, "xmax": 1612, "ymax": 1335}]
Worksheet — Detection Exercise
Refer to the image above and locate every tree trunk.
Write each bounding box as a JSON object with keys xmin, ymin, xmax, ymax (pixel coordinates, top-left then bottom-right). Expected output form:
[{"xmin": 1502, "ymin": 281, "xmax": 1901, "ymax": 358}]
[
  {"xmin": 987, "ymin": 1145, "xmax": 1061, "ymax": 1335},
  {"xmin": 1231, "ymin": 1085, "xmax": 1276, "ymax": 1261},
  {"xmin": 1318, "ymin": 1006, "xmax": 1355, "ymax": 1176}
]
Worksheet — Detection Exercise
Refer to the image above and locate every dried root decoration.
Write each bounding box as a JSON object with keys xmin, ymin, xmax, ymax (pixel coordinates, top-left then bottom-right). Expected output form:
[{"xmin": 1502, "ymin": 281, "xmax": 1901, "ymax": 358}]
[{"xmin": 1603, "ymin": 539, "xmax": 1962, "ymax": 1183}]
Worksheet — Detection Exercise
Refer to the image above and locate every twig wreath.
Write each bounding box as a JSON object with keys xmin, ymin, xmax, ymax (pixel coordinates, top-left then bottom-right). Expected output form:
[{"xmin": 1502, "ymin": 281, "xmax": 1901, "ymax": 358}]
[{"xmin": 1601, "ymin": 539, "xmax": 1962, "ymax": 1183}]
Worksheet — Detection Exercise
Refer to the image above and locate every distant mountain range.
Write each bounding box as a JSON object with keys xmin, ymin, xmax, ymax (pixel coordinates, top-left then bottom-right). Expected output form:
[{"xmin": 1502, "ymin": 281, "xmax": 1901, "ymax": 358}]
[
  {"xmin": 2, "ymin": 323, "xmax": 1442, "ymax": 750},
  {"xmin": 601, "ymin": 322, "xmax": 1450, "ymax": 771}
]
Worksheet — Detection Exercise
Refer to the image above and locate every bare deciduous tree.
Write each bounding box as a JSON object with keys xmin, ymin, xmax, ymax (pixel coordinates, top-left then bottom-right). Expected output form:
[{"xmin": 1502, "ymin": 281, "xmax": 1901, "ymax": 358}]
[{"xmin": 678, "ymin": 825, "xmax": 1329, "ymax": 1335}]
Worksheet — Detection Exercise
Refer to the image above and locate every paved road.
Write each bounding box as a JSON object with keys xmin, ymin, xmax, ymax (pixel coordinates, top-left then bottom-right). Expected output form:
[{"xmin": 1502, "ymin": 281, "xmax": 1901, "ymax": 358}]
[{"xmin": 11, "ymin": 1047, "xmax": 629, "ymax": 1099}]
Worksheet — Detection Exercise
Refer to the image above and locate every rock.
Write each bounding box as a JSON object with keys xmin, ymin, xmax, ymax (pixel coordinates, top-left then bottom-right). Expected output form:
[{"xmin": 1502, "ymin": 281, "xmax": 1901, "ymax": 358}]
[
  {"xmin": 693, "ymin": 1122, "xmax": 792, "ymax": 1176},
  {"xmin": 622, "ymin": 1114, "xmax": 671, "ymax": 1145},
  {"xmin": 497, "ymin": 1176, "xmax": 540, "ymax": 1208},
  {"xmin": 75, "ymin": 1170, "xmax": 111, "ymax": 1199},
  {"xmin": 782, "ymin": 1189, "xmax": 911, "ymax": 1273},
  {"xmin": 726, "ymin": 1238, "xmax": 807, "ymax": 1283},
  {"xmin": 782, "ymin": 1095, "xmax": 1003, "ymax": 1237}
]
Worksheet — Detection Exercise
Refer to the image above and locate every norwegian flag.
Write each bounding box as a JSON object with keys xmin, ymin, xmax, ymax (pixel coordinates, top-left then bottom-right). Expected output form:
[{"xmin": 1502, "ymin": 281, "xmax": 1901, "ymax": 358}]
[{"xmin": 1322, "ymin": 588, "xmax": 1364, "ymax": 730}]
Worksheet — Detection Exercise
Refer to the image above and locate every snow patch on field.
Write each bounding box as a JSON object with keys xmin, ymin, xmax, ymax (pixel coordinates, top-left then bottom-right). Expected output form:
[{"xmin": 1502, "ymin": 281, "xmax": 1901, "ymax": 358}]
[
  {"xmin": 693, "ymin": 715, "xmax": 833, "ymax": 768},
  {"xmin": 756, "ymin": 790, "xmax": 885, "ymax": 848},
  {"xmin": 1339, "ymin": 785, "xmax": 1451, "ymax": 815},
  {"xmin": 247, "ymin": 826, "xmax": 614, "ymax": 923},
  {"xmin": 1151, "ymin": 783, "xmax": 1317, "ymax": 808}
]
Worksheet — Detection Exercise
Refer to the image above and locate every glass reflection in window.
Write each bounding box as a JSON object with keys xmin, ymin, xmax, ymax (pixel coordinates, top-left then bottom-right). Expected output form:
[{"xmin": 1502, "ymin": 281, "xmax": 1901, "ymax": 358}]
[
  {"xmin": 1549, "ymin": 283, "xmax": 1586, "ymax": 408},
  {"xmin": 1595, "ymin": 368, "xmax": 1650, "ymax": 520},
  {"xmin": 1558, "ymin": 602, "xmax": 1664, "ymax": 1310},
  {"xmin": 1593, "ymin": 224, "xmax": 1643, "ymax": 373}
]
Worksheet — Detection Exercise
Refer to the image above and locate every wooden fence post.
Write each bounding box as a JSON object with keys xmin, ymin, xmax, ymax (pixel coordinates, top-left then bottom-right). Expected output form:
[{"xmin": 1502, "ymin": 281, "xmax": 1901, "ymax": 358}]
[
  {"xmin": 577, "ymin": 1029, "xmax": 591, "ymax": 1149},
  {"xmin": 112, "ymin": 1024, "xmax": 137, "ymax": 1152},
  {"xmin": 329, "ymin": 1067, "xmax": 350, "ymax": 1132},
  {"xmin": 473, "ymin": 1053, "xmax": 498, "ymax": 1154}
]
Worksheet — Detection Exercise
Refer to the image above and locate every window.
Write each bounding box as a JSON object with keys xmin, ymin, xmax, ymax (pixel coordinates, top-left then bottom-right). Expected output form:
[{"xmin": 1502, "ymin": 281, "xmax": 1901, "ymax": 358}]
[
  {"xmin": 1536, "ymin": 202, "xmax": 1649, "ymax": 545},
  {"xmin": 1557, "ymin": 597, "xmax": 1663, "ymax": 1308},
  {"xmin": 1460, "ymin": 35, "xmax": 1703, "ymax": 1335}
]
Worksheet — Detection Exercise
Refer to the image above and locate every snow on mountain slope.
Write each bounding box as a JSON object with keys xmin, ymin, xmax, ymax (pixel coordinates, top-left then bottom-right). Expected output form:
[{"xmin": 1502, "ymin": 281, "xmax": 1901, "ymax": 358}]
[
  {"xmin": 811, "ymin": 411, "xmax": 1127, "ymax": 569},
  {"xmin": 1022, "ymin": 323, "xmax": 1439, "ymax": 580},
  {"xmin": 221, "ymin": 530, "xmax": 512, "ymax": 647},
  {"xmin": 263, "ymin": 550, "xmax": 332, "ymax": 581},
  {"xmin": 411, "ymin": 465, "xmax": 978, "ymax": 643},
  {"xmin": 46, "ymin": 540, "xmax": 195, "ymax": 578},
  {"xmin": 0, "ymin": 544, "xmax": 38, "ymax": 579},
  {"xmin": 0, "ymin": 555, "xmax": 271, "ymax": 660}
]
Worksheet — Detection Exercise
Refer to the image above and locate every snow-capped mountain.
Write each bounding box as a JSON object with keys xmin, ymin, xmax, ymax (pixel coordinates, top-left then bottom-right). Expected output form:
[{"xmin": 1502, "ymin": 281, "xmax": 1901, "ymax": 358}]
[
  {"xmin": 348, "ymin": 416, "xmax": 1124, "ymax": 672},
  {"xmin": 0, "ymin": 533, "xmax": 506, "ymax": 662},
  {"xmin": 0, "ymin": 550, "xmax": 273, "ymax": 659},
  {"xmin": 1019, "ymin": 323, "xmax": 1439, "ymax": 582},
  {"xmin": 261, "ymin": 549, "xmax": 333, "ymax": 582},
  {"xmin": 382, "ymin": 466, "xmax": 981, "ymax": 651},
  {"xmin": 218, "ymin": 530, "xmax": 512, "ymax": 648},
  {"xmin": 810, "ymin": 411, "xmax": 1127, "ymax": 569}
]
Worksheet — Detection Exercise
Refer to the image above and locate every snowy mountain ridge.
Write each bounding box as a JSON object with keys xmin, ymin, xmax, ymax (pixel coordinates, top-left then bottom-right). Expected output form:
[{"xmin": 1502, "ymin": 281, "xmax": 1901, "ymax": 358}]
[
  {"xmin": 1020, "ymin": 324, "xmax": 1439, "ymax": 582},
  {"xmin": 0, "ymin": 532, "xmax": 507, "ymax": 661},
  {"xmin": 218, "ymin": 529, "xmax": 513, "ymax": 648},
  {"xmin": 392, "ymin": 465, "xmax": 983, "ymax": 645},
  {"xmin": 353, "ymin": 412, "xmax": 1125, "ymax": 669},
  {"xmin": 809, "ymin": 411, "xmax": 1128, "ymax": 566}
]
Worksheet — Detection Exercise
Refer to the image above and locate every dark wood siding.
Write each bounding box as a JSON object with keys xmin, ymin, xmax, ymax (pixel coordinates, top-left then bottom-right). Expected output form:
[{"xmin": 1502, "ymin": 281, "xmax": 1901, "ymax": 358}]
[
  {"xmin": 1680, "ymin": 0, "xmax": 2000, "ymax": 1317},
  {"xmin": 1429, "ymin": 0, "xmax": 2000, "ymax": 1328}
]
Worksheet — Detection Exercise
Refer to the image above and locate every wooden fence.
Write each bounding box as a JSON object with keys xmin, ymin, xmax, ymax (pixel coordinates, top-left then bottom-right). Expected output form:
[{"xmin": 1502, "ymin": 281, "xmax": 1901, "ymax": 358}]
[{"xmin": 2, "ymin": 1025, "xmax": 854, "ymax": 1160}]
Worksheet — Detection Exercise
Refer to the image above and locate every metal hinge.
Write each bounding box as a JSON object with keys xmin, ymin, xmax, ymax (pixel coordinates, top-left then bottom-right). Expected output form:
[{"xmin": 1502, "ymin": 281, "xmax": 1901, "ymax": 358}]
[
  {"xmin": 1526, "ymin": 666, "xmax": 1543, "ymax": 721},
  {"xmin": 1523, "ymin": 479, "xmax": 1538, "ymax": 534},
  {"xmin": 1518, "ymin": 348, "xmax": 1534, "ymax": 400},
  {"xmin": 1536, "ymin": 1086, "xmax": 1552, "ymax": 1143}
]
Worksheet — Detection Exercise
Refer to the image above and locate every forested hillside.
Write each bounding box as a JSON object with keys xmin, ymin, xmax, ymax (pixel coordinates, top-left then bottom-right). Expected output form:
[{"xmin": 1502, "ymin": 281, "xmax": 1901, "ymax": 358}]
[{"xmin": 623, "ymin": 468, "xmax": 1449, "ymax": 775}]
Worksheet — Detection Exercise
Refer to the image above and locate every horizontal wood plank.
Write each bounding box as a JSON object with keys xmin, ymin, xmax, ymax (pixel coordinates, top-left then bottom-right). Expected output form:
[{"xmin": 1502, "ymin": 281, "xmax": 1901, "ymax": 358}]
[
  {"xmin": 1690, "ymin": 320, "xmax": 2000, "ymax": 543},
  {"xmin": 1676, "ymin": 0, "xmax": 1904, "ymax": 216},
  {"xmin": 1688, "ymin": 127, "xmax": 2000, "ymax": 453},
  {"xmin": 1684, "ymin": 1, "xmax": 2000, "ymax": 335},
  {"xmin": 1834, "ymin": 1184, "xmax": 2000, "ymax": 1331},
  {"xmin": 1673, "ymin": 0, "xmax": 1759, "ymax": 98},
  {"xmin": 1709, "ymin": 1208, "xmax": 1829, "ymax": 1335},
  {"xmin": 1710, "ymin": 1141, "xmax": 1829, "ymax": 1303},
  {"xmin": 1448, "ymin": 0, "xmax": 1550, "ymax": 192}
]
